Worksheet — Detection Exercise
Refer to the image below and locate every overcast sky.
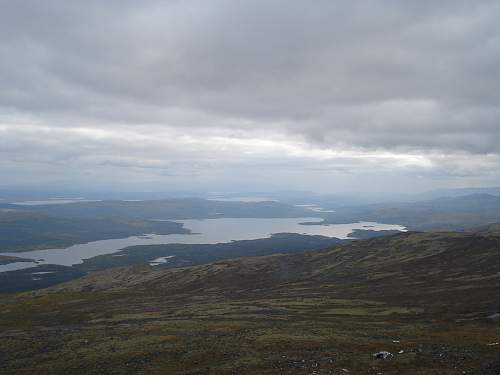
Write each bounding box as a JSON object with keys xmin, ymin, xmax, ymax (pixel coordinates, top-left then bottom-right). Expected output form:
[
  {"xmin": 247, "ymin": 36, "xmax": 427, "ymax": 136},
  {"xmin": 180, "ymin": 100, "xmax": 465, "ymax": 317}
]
[{"xmin": 1, "ymin": 0, "xmax": 500, "ymax": 194}]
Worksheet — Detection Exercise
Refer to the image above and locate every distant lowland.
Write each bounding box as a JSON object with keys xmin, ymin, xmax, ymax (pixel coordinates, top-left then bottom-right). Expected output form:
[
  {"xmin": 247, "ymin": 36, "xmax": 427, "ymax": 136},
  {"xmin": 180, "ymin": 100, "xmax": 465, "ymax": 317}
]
[
  {"xmin": 2, "ymin": 193, "xmax": 500, "ymax": 294},
  {"xmin": 0, "ymin": 196, "xmax": 403, "ymax": 292}
]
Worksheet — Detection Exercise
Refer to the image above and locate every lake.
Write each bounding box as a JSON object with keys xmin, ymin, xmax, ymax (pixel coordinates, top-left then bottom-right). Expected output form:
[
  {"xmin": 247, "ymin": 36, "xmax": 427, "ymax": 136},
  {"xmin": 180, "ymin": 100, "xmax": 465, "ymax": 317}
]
[
  {"xmin": 0, "ymin": 217, "xmax": 405, "ymax": 273},
  {"xmin": 11, "ymin": 198, "xmax": 102, "ymax": 206}
]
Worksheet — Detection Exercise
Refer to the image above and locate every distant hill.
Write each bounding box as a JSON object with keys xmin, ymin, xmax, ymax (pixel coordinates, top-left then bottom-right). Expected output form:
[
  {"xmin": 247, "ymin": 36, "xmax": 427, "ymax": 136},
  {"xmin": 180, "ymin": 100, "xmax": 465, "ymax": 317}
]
[
  {"xmin": 475, "ymin": 221, "xmax": 500, "ymax": 236},
  {"xmin": 416, "ymin": 186, "xmax": 500, "ymax": 200},
  {"xmin": 0, "ymin": 199, "xmax": 312, "ymax": 253},
  {"xmin": 11, "ymin": 198, "xmax": 312, "ymax": 220},
  {"xmin": 0, "ymin": 209, "xmax": 187, "ymax": 252},
  {"xmin": 319, "ymin": 193, "xmax": 500, "ymax": 231}
]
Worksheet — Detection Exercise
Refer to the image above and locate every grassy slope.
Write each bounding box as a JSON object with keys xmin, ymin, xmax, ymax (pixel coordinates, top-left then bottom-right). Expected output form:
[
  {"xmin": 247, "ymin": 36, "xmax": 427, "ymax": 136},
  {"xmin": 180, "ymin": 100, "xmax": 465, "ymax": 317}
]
[{"xmin": 1, "ymin": 231, "xmax": 499, "ymax": 374}]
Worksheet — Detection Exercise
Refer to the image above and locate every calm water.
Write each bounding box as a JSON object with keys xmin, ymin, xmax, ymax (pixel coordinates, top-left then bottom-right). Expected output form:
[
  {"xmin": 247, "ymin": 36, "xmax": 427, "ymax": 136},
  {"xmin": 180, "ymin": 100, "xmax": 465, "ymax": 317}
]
[
  {"xmin": 12, "ymin": 198, "xmax": 102, "ymax": 206},
  {"xmin": 0, "ymin": 217, "xmax": 405, "ymax": 273},
  {"xmin": 206, "ymin": 196, "xmax": 276, "ymax": 202},
  {"xmin": 295, "ymin": 204, "xmax": 336, "ymax": 213}
]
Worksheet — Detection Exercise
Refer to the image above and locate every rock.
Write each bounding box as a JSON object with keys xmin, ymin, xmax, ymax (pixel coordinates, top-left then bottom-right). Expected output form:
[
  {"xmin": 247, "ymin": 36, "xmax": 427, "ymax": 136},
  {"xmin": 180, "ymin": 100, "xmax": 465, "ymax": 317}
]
[{"xmin": 373, "ymin": 351, "xmax": 394, "ymax": 360}]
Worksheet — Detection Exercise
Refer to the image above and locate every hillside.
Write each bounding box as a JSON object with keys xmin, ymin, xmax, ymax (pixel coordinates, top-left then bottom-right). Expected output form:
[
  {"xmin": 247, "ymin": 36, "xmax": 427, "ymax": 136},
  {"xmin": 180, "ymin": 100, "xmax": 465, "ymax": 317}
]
[{"xmin": 1, "ymin": 231, "xmax": 499, "ymax": 374}]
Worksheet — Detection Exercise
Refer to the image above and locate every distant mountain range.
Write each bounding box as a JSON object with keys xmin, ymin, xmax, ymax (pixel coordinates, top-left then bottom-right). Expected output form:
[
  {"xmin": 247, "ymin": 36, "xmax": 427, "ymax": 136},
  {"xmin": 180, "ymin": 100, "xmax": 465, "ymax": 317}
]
[{"xmin": 414, "ymin": 186, "xmax": 500, "ymax": 200}]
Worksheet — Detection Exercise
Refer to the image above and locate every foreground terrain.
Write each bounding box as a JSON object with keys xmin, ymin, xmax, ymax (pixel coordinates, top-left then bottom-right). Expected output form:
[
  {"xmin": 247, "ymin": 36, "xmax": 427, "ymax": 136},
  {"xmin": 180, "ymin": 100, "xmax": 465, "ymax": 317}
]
[{"xmin": 0, "ymin": 231, "xmax": 499, "ymax": 374}]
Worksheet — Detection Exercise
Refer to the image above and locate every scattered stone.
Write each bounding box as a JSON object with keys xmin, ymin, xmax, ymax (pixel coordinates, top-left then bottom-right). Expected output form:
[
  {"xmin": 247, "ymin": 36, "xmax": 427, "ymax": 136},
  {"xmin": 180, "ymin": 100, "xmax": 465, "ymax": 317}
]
[{"xmin": 373, "ymin": 351, "xmax": 394, "ymax": 360}]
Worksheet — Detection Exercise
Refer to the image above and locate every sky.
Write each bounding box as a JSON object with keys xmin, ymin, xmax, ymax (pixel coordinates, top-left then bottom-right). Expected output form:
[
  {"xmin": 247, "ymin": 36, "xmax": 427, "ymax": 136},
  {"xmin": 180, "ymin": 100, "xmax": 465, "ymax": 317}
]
[{"xmin": 1, "ymin": 0, "xmax": 500, "ymax": 194}]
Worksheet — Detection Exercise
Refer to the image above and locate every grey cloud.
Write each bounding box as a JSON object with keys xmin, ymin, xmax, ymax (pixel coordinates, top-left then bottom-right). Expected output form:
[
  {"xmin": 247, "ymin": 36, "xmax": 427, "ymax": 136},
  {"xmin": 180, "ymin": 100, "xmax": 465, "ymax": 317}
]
[
  {"xmin": 2, "ymin": 2, "xmax": 499, "ymax": 130},
  {"xmin": 1, "ymin": 1, "xmax": 500, "ymax": 191}
]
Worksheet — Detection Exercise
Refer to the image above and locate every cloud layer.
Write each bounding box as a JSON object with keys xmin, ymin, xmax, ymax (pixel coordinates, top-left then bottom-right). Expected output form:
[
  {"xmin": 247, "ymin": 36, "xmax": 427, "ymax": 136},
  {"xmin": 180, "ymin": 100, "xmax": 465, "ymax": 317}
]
[{"xmin": 1, "ymin": 1, "xmax": 500, "ymax": 192}]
